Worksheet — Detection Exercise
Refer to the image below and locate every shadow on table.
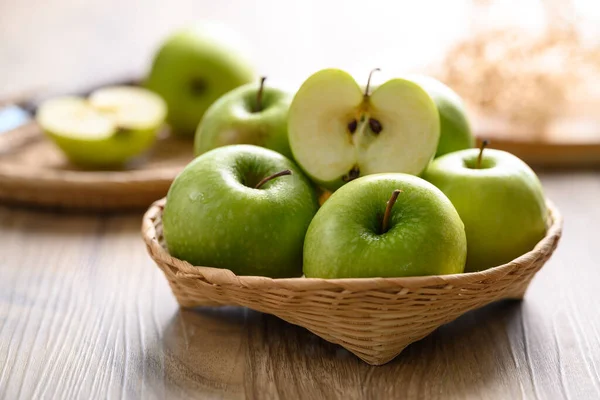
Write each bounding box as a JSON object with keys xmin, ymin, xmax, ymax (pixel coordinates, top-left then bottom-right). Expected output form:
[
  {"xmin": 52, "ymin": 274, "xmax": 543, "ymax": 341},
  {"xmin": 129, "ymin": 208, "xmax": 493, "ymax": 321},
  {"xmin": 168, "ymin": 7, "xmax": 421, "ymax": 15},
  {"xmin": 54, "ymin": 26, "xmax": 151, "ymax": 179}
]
[{"xmin": 157, "ymin": 299, "xmax": 527, "ymax": 398}]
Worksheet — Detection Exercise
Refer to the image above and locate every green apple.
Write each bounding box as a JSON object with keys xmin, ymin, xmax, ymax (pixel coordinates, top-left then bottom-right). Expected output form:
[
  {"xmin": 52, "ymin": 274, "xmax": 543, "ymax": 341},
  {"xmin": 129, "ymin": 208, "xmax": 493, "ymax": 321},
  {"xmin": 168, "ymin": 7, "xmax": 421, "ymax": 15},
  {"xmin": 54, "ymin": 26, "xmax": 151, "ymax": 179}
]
[
  {"xmin": 36, "ymin": 86, "xmax": 166, "ymax": 168},
  {"xmin": 145, "ymin": 23, "xmax": 256, "ymax": 136},
  {"xmin": 288, "ymin": 68, "xmax": 440, "ymax": 191},
  {"xmin": 194, "ymin": 77, "xmax": 293, "ymax": 159},
  {"xmin": 303, "ymin": 173, "xmax": 466, "ymax": 278},
  {"xmin": 163, "ymin": 144, "xmax": 319, "ymax": 278},
  {"xmin": 423, "ymin": 143, "xmax": 548, "ymax": 272},
  {"xmin": 409, "ymin": 75, "xmax": 474, "ymax": 157}
]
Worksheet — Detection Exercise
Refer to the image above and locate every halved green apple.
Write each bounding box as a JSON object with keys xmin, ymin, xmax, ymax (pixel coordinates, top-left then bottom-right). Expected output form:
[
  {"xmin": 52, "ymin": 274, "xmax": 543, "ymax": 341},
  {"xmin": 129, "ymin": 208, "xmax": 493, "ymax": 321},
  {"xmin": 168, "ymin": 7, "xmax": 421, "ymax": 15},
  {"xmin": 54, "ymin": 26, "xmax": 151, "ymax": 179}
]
[
  {"xmin": 288, "ymin": 69, "xmax": 440, "ymax": 190},
  {"xmin": 36, "ymin": 86, "xmax": 166, "ymax": 168}
]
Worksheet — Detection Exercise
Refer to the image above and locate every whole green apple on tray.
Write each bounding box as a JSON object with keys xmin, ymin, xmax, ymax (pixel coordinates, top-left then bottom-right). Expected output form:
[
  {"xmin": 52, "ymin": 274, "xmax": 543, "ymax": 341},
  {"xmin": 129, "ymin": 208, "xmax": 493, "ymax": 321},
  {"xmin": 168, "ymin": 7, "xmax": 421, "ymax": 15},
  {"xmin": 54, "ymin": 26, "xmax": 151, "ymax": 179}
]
[
  {"xmin": 303, "ymin": 173, "xmax": 467, "ymax": 278},
  {"xmin": 288, "ymin": 68, "xmax": 440, "ymax": 191},
  {"xmin": 162, "ymin": 144, "xmax": 319, "ymax": 278},
  {"xmin": 194, "ymin": 77, "xmax": 294, "ymax": 159},
  {"xmin": 145, "ymin": 23, "xmax": 256, "ymax": 136},
  {"xmin": 423, "ymin": 141, "xmax": 548, "ymax": 272},
  {"xmin": 36, "ymin": 86, "xmax": 166, "ymax": 168},
  {"xmin": 409, "ymin": 75, "xmax": 475, "ymax": 157}
]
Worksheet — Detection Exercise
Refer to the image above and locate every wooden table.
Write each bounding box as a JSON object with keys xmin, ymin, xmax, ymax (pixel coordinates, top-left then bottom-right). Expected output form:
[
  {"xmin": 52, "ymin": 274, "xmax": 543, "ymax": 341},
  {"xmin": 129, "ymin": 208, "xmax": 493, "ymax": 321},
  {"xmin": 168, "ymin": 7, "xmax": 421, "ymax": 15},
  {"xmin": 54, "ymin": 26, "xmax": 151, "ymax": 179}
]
[
  {"xmin": 0, "ymin": 171, "xmax": 598, "ymax": 399},
  {"xmin": 2, "ymin": 1, "xmax": 600, "ymax": 398}
]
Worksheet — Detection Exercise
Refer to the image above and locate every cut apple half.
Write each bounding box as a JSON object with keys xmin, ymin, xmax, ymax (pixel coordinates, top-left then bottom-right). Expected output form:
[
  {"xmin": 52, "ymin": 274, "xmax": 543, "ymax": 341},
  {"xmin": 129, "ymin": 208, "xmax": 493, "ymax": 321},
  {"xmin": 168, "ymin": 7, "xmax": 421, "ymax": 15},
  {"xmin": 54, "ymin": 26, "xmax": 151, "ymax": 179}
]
[
  {"xmin": 37, "ymin": 86, "xmax": 167, "ymax": 140},
  {"xmin": 36, "ymin": 86, "xmax": 167, "ymax": 167},
  {"xmin": 288, "ymin": 69, "xmax": 440, "ymax": 190},
  {"xmin": 36, "ymin": 96, "xmax": 117, "ymax": 140},
  {"xmin": 88, "ymin": 86, "xmax": 167, "ymax": 132}
]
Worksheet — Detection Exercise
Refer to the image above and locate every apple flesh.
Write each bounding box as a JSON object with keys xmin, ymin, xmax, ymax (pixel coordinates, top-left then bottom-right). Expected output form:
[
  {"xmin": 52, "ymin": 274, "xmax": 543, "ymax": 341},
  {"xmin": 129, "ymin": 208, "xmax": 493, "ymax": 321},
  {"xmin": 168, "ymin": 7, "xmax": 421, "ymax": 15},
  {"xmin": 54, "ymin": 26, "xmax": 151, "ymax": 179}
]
[
  {"xmin": 36, "ymin": 86, "xmax": 166, "ymax": 168},
  {"xmin": 145, "ymin": 23, "xmax": 256, "ymax": 136},
  {"xmin": 423, "ymin": 148, "xmax": 548, "ymax": 272},
  {"xmin": 162, "ymin": 144, "xmax": 319, "ymax": 278},
  {"xmin": 288, "ymin": 69, "xmax": 440, "ymax": 191},
  {"xmin": 303, "ymin": 173, "xmax": 467, "ymax": 278},
  {"xmin": 409, "ymin": 75, "xmax": 474, "ymax": 157},
  {"xmin": 194, "ymin": 78, "xmax": 294, "ymax": 159}
]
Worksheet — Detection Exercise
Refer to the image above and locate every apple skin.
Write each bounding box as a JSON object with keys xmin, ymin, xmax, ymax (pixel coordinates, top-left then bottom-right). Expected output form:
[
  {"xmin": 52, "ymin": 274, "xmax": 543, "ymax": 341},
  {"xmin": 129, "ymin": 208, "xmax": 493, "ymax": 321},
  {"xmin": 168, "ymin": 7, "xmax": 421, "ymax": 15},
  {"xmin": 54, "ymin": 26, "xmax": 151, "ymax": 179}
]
[
  {"xmin": 423, "ymin": 148, "xmax": 547, "ymax": 272},
  {"xmin": 46, "ymin": 127, "xmax": 158, "ymax": 168},
  {"xmin": 145, "ymin": 24, "xmax": 256, "ymax": 136},
  {"xmin": 162, "ymin": 144, "xmax": 319, "ymax": 278},
  {"xmin": 194, "ymin": 82, "xmax": 293, "ymax": 159},
  {"xmin": 303, "ymin": 173, "xmax": 467, "ymax": 278},
  {"xmin": 409, "ymin": 75, "xmax": 474, "ymax": 157}
]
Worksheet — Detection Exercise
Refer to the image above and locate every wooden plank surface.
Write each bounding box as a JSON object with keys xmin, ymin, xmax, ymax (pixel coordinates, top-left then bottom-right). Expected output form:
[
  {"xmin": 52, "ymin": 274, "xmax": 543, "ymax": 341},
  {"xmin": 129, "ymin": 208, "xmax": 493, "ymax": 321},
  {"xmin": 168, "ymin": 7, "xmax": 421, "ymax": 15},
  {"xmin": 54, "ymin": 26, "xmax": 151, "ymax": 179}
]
[
  {"xmin": 1, "ymin": 1, "xmax": 600, "ymax": 398},
  {"xmin": 0, "ymin": 172, "xmax": 598, "ymax": 399}
]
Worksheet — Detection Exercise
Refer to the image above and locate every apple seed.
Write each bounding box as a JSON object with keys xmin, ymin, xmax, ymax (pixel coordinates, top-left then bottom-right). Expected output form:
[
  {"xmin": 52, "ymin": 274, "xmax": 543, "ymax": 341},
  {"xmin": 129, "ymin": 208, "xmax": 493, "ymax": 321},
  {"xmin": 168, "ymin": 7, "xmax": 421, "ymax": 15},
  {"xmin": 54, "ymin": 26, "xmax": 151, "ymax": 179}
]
[
  {"xmin": 347, "ymin": 119, "xmax": 358, "ymax": 134},
  {"xmin": 368, "ymin": 118, "xmax": 382, "ymax": 134},
  {"xmin": 342, "ymin": 166, "xmax": 360, "ymax": 182}
]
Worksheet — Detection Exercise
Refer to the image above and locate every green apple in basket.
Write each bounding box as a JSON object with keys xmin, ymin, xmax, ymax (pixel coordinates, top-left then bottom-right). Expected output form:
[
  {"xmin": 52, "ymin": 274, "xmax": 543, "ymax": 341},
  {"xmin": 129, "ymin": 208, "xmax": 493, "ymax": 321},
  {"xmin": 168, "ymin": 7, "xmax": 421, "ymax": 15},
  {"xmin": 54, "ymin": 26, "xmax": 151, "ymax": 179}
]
[
  {"xmin": 409, "ymin": 75, "xmax": 475, "ymax": 157},
  {"xmin": 36, "ymin": 86, "xmax": 166, "ymax": 168},
  {"xmin": 162, "ymin": 144, "xmax": 319, "ymax": 278},
  {"xmin": 423, "ymin": 142, "xmax": 548, "ymax": 272},
  {"xmin": 303, "ymin": 173, "xmax": 467, "ymax": 278},
  {"xmin": 287, "ymin": 68, "xmax": 440, "ymax": 191},
  {"xmin": 194, "ymin": 77, "xmax": 294, "ymax": 159},
  {"xmin": 145, "ymin": 23, "xmax": 256, "ymax": 136}
]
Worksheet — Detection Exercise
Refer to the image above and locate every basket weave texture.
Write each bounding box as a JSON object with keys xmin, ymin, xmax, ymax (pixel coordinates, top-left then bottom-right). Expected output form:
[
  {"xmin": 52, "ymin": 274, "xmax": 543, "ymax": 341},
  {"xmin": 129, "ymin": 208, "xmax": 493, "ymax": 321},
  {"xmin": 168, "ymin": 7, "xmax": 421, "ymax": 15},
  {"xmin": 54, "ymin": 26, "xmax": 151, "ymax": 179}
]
[{"xmin": 142, "ymin": 198, "xmax": 562, "ymax": 365}]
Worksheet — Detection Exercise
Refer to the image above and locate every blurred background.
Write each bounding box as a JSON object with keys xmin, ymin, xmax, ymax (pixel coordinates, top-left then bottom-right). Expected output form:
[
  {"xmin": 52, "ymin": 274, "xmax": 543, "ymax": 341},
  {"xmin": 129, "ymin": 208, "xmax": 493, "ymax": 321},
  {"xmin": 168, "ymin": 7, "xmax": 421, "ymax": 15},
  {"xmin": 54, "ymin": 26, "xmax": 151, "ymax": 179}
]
[{"xmin": 1, "ymin": 0, "xmax": 600, "ymax": 160}]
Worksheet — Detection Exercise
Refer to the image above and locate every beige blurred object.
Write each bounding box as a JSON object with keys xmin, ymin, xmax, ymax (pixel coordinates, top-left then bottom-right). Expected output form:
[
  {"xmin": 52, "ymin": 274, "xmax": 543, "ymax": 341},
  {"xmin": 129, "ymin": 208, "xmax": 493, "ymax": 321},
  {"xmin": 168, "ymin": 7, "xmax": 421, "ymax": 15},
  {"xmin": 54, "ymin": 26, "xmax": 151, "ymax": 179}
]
[
  {"xmin": 437, "ymin": 0, "xmax": 600, "ymax": 166},
  {"xmin": 142, "ymin": 197, "xmax": 562, "ymax": 366},
  {"xmin": 0, "ymin": 123, "xmax": 193, "ymax": 210}
]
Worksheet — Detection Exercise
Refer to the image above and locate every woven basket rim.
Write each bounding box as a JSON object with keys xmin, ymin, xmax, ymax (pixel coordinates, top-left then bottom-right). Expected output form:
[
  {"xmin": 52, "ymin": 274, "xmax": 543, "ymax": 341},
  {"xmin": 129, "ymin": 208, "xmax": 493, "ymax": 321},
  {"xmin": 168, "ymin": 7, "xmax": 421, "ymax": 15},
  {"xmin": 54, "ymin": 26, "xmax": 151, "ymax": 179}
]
[{"xmin": 141, "ymin": 196, "xmax": 563, "ymax": 291}]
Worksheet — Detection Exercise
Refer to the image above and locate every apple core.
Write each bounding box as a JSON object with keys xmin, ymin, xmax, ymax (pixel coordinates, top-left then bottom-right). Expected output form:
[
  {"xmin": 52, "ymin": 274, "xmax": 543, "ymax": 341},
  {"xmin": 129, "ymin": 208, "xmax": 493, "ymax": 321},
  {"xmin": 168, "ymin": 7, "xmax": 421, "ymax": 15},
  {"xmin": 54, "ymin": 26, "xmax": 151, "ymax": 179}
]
[{"xmin": 288, "ymin": 68, "xmax": 440, "ymax": 190}]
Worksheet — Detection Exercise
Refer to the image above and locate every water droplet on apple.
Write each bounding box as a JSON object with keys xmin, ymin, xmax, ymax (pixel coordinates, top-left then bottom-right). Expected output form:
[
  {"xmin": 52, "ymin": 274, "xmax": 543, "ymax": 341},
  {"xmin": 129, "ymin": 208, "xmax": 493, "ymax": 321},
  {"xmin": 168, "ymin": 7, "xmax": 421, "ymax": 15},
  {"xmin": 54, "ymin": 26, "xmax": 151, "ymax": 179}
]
[{"xmin": 188, "ymin": 191, "xmax": 205, "ymax": 202}]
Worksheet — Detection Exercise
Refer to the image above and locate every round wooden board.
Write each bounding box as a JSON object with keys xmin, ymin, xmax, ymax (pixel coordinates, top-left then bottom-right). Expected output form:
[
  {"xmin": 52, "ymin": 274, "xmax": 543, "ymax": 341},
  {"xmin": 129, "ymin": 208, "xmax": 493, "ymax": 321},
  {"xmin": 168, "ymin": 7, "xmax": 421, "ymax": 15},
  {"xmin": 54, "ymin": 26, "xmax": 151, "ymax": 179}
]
[
  {"xmin": 0, "ymin": 122, "xmax": 194, "ymax": 211},
  {"xmin": 476, "ymin": 136, "xmax": 600, "ymax": 169},
  {"xmin": 473, "ymin": 102, "xmax": 600, "ymax": 168}
]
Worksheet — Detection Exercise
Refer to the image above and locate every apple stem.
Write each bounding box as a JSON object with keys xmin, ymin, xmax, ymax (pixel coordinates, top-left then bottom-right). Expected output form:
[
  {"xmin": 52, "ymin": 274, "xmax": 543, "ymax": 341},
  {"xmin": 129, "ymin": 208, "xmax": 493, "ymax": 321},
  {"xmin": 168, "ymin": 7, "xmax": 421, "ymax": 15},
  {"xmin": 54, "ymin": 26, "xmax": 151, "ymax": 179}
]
[
  {"xmin": 476, "ymin": 139, "xmax": 490, "ymax": 169},
  {"xmin": 255, "ymin": 169, "xmax": 292, "ymax": 189},
  {"xmin": 381, "ymin": 189, "xmax": 402, "ymax": 234},
  {"xmin": 364, "ymin": 68, "xmax": 381, "ymax": 98},
  {"xmin": 255, "ymin": 76, "xmax": 267, "ymax": 112}
]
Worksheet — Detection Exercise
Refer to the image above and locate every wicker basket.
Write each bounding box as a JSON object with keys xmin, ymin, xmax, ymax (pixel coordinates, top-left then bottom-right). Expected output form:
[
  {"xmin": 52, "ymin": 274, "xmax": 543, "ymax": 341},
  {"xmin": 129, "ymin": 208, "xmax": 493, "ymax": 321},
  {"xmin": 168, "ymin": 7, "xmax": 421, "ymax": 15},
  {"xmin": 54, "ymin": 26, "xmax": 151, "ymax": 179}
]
[{"xmin": 142, "ymin": 198, "xmax": 562, "ymax": 365}]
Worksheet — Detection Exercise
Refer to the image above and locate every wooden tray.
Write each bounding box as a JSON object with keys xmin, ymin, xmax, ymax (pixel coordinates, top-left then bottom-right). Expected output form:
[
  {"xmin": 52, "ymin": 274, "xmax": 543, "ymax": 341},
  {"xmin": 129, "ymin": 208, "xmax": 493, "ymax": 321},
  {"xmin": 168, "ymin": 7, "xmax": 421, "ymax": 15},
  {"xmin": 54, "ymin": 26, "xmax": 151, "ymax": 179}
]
[
  {"xmin": 473, "ymin": 103, "xmax": 600, "ymax": 168},
  {"xmin": 476, "ymin": 136, "xmax": 600, "ymax": 169},
  {"xmin": 0, "ymin": 122, "xmax": 193, "ymax": 211}
]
